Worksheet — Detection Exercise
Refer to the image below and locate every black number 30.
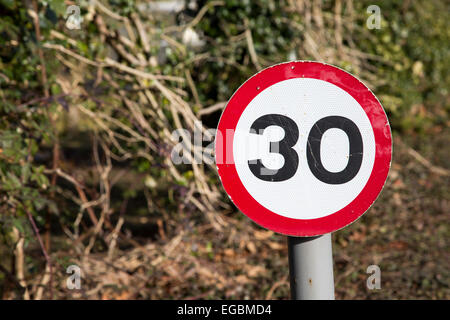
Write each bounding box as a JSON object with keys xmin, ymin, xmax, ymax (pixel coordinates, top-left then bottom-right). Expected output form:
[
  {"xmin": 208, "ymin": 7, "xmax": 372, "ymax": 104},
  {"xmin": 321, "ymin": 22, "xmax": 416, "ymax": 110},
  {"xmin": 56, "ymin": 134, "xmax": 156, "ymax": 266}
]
[{"xmin": 248, "ymin": 114, "xmax": 363, "ymax": 184}]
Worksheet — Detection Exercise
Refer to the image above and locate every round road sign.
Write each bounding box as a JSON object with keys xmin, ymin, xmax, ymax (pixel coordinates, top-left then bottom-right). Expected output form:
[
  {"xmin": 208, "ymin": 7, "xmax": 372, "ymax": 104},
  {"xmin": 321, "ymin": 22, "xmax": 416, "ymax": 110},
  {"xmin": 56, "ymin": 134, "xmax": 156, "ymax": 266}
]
[{"xmin": 215, "ymin": 61, "xmax": 392, "ymax": 236}]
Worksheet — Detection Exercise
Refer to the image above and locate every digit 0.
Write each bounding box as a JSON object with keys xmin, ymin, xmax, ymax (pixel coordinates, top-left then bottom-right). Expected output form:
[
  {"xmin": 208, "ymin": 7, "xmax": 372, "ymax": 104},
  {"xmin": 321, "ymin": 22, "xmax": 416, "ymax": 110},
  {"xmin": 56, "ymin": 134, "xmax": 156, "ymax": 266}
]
[{"xmin": 306, "ymin": 116, "xmax": 363, "ymax": 184}]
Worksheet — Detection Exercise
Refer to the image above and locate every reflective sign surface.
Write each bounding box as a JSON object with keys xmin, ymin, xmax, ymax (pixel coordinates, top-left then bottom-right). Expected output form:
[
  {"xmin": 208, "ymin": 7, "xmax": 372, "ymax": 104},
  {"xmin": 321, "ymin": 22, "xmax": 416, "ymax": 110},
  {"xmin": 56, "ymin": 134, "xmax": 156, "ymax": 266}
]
[{"xmin": 216, "ymin": 61, "xmax": 392, "ymax": 236}]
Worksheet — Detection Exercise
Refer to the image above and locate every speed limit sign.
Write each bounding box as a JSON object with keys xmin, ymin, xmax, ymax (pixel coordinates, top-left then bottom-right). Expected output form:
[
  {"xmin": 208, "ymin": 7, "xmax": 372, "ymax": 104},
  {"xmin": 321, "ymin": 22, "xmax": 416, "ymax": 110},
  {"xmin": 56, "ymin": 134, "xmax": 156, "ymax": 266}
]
[{"xmin": 215, "ymin": 61, "xmax": 392, "ymax": 236}]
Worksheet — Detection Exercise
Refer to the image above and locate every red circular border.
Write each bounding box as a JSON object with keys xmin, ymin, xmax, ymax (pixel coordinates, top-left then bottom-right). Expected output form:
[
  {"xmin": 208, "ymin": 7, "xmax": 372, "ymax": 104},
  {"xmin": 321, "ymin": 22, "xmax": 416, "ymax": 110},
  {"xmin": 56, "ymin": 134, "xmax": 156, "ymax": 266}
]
[{"xmin": 215, "ymin": 61, "xmax": 392, "ymax": 236}]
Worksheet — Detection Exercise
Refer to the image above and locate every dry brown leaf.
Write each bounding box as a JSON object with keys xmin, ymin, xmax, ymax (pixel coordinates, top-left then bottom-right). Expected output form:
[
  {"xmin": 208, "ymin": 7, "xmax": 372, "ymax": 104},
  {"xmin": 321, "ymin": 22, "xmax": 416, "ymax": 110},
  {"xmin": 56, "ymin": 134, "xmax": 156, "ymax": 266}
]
[
  {"xmin": 247, "ymin": 265, "xmax": 266, "ymax": 278},
  {"xmin": 267, "ymin": 241, "xmax": 284, "ymax": 250},
  {"xmin": 246, "ymin": 241, "xmax": 257, "ymax": 254},
  {"xmin": 224, "ymin": 248, "xmax": 235, "ymax": 257},
  {"xmin": 234, "ymin": 274, "xmax": 252, "ymax": 284},
  {"xmin": 254, "ymin": 230, "xmax": 274, "ymax": 240}
]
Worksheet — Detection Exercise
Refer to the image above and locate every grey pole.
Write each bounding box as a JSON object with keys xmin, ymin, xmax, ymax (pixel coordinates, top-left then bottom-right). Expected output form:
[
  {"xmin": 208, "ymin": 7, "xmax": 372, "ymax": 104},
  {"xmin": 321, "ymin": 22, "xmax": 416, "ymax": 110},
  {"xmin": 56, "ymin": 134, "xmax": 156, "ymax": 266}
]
[{"xmin": 288, "ymin": 233, "xmax": 335, "ymax": 300}]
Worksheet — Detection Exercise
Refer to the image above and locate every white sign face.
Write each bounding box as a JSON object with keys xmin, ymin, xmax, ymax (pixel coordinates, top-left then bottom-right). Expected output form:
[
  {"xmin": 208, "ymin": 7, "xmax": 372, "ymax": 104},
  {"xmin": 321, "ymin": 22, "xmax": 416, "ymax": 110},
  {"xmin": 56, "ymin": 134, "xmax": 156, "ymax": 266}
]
[
  {"xmin": 233, "ymin": 78, "xmax": 376, "ymax": 220},
  {"xmin": 215, "ymin": 61, "xmax": 392, "ymax": 236}
]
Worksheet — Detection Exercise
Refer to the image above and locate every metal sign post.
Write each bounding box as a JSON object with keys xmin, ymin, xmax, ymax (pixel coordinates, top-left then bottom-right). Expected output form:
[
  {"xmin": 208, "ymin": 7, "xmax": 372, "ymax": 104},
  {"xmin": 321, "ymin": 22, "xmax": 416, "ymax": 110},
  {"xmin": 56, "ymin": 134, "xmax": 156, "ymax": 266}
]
[{"xmin": 288, "ymin": 234, "xmax": 335, "ymax": 300}]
